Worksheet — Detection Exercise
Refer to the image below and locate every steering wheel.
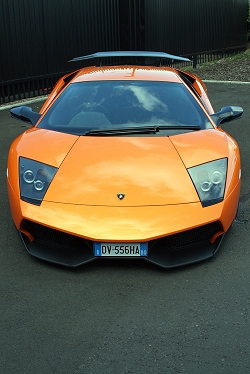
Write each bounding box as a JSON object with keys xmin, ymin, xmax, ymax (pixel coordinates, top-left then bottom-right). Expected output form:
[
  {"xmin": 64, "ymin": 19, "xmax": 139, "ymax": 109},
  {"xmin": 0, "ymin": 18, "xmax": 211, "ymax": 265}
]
[{"xmin": 74, "ymin": 102, "xmax": 107, "ymax": 116}]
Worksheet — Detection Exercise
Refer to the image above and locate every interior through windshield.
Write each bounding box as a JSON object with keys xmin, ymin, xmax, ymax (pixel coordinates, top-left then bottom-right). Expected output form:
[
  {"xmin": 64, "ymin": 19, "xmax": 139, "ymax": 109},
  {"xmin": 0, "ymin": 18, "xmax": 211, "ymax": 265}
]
[{"xmin": 38, "ymin": 80, "xmax": 213, "ymax": 134}]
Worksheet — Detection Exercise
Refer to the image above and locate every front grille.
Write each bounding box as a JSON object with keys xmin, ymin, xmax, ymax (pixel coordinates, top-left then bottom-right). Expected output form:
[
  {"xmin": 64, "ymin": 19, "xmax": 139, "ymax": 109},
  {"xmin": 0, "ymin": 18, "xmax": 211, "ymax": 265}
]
[
  {"xmin": 22, "ymin": 219, "xmax": 222, "ymax": 250},
  {"xmin": 20, "ymin": 219, "xmax": 224, "ymax": 268},
  {"xmin": 21, "ymin": 219, "xmax": 92, "ymax": 250},
  {"xmin": 150, "ymin": 221, "xmax": 223, "ymax": 250}
]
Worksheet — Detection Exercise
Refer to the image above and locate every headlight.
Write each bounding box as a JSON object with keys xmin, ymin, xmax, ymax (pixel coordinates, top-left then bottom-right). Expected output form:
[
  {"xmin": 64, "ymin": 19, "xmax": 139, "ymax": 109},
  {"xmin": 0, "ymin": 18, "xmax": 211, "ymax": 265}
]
[
  {"xmin": 19, "ymin": 157, "xmax": 58, "ymax": 205},
  {"xmin": 188, "ymin": 158, "xmax": 227, "ymax": 207}
]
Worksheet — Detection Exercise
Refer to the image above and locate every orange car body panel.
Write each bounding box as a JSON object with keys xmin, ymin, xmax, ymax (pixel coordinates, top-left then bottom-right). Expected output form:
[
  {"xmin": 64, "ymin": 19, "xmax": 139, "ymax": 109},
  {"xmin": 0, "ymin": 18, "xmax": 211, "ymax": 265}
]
[
  {"xmin": 73, "ymin": 66, "xmax": 182, "ymax": 83},
  {"xmin": 7, "ymin": 127, "xmax": 240, "ymax": 241},
  {"xmin": 44, "ymin": 135, "xmax": 199, "ymax": 206},
  {"xmin": 6, "ymin": 61, "xmax": 242, "ymax": 266},
  {"xmin": 7, "ymin": 178, "xmax": 240, "ymax": 242}
]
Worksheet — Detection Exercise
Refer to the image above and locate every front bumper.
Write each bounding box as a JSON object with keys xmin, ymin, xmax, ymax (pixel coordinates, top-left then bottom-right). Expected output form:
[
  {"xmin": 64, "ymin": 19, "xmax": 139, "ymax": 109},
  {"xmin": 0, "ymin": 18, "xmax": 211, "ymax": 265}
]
[{"xmin": 20, "ymin": 219, "xmax": 224, "ymax": 268}]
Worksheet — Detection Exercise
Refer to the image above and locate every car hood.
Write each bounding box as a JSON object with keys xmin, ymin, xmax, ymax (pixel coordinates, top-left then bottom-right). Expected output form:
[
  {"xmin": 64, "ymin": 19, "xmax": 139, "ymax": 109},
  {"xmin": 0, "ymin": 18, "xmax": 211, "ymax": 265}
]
[{"xmin": 42, "ymin": 129, "xmax": 229, "ymax": 206}]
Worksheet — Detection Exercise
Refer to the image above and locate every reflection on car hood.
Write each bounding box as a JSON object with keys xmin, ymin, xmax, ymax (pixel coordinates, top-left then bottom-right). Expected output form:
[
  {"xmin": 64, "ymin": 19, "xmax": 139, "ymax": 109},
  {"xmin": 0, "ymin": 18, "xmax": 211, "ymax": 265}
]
[
  {"xmin": 170, "ymin": 128, "xmax": 230, "ymax": 168},
  {"xmin": 44, "ymin": 134, "xmax": 204, "ymax": 206}
]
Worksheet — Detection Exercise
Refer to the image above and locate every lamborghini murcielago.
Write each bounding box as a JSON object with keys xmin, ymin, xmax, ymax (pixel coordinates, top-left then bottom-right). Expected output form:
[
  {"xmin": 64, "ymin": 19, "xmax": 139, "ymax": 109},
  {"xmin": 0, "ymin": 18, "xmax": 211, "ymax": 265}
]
[{"xmin": 7, "ymin": 51, "xmax": 243, "ymax": 267}]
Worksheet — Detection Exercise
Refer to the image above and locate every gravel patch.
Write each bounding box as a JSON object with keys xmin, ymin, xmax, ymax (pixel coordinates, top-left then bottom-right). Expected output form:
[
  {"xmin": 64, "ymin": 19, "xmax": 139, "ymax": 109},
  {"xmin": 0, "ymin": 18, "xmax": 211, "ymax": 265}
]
[{"xmin": 187, "ymin": 50, "xmax": 250, "ymax": 82}]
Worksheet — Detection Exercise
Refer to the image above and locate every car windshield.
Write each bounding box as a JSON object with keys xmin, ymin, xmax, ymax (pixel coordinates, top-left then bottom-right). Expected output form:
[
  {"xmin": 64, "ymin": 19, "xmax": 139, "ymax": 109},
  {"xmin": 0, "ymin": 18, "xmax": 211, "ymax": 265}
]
[{"xmin": 38, "ymin": 80, "xmax": 213, "ymax": 135}]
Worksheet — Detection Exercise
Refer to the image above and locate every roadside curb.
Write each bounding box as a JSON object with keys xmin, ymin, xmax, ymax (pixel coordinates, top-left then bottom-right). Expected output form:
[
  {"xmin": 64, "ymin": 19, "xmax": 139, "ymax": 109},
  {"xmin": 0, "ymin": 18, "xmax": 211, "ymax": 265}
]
[{"xmin": 0, "ymin": 96, "xmax": 48, "ymax": 111}]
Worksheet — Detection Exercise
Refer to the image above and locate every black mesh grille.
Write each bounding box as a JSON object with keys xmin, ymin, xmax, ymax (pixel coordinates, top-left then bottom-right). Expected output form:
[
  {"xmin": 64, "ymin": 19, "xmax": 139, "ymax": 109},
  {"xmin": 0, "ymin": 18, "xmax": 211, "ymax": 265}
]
[
  {"xmin": 21, "ymin": 219, "xmax": 92, "ymax": 250},
  {"xmin": 149, "ymin": 221, "xmax": 223, "ymax": 250},
  {"xmin": 20, "ymin": 219, "xmax": 223, "ymax": 267},
  {"xmin": 22, "ymin": 219, "xmax": 222, "ymax": 250}
]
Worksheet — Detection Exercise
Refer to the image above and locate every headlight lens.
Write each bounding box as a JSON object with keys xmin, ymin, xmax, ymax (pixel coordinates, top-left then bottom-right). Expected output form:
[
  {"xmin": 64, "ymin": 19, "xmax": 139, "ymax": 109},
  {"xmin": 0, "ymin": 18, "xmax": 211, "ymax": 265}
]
[
  {"xmin": 19, "ymin": 157, "xmax": 58, "ymax": 205},
  {"xmin": 188, "ymin": 158, "xmax": 227, "ymax": 207}
]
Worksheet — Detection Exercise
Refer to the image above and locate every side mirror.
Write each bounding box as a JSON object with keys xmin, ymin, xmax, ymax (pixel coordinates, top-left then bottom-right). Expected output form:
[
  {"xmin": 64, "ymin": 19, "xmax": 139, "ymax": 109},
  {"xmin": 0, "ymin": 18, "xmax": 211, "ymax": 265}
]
[
  {"xmin": 210, "ymin": 106, "xmax": 243, "ymax": 126},
  {"xmin": 10, "ymin": 106, "xmax": 41, "ymax": 126}
]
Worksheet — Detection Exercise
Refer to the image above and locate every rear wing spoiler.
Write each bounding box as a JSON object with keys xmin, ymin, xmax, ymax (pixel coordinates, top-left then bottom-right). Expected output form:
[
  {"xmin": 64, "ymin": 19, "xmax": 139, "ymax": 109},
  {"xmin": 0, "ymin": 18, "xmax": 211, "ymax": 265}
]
[{"xmin": 69, "ymin": 51, "xmax": 191, "ymax": 65}]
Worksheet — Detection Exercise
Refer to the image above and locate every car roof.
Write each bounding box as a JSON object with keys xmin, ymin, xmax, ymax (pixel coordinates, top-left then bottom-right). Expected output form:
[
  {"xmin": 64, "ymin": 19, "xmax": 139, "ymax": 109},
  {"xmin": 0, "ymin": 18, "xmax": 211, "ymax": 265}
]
[{"xmin": 71, "ymin": 66, "xmax": 182, "ymax": 84}]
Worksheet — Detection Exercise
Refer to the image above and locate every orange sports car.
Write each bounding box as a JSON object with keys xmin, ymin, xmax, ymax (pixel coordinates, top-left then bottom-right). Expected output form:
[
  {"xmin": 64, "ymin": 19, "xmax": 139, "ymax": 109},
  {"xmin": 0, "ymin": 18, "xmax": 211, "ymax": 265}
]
[{"xmin": 7, "ymin": 51, "xmax": 243, "ymax": 268}]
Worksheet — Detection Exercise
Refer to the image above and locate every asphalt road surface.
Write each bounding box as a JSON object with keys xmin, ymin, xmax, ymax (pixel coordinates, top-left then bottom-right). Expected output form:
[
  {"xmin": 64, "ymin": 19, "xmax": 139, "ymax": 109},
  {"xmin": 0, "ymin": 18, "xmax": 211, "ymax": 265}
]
[{"xmin": 1, "ymin": 82, "xmax": 250, "ymax": 374}]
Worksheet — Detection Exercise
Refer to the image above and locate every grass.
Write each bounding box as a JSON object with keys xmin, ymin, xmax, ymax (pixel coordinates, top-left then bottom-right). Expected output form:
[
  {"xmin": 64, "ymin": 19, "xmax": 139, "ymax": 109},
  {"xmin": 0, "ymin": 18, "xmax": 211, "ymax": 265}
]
[{"xmin": 181, "ymin": 49, "xmax": 250, "ymax": 72}]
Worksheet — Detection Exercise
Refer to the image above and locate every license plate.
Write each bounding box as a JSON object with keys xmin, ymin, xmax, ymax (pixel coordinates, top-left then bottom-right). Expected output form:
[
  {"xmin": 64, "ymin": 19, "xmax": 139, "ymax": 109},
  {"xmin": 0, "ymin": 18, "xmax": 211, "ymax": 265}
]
[{"xmin": 94, "ymin": 242, "xmax": 148, "ymax": 257}]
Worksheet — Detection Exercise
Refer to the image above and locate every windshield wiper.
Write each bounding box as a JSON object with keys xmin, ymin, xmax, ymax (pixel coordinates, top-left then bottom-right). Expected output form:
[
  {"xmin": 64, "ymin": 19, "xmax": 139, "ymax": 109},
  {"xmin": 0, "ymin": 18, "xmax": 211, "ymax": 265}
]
[
  {"xmin": 85, "ymin": 125, "xmax": 158, "ymax": 136},
  {"xmin": 84, "ymin": 124, "xmax": 201, "ymax": 136}
]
